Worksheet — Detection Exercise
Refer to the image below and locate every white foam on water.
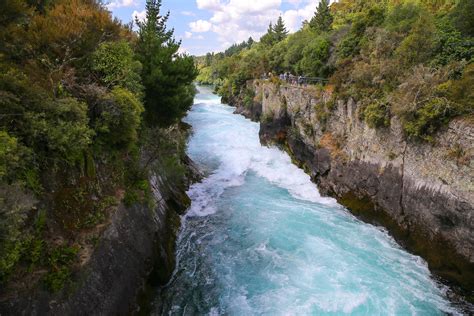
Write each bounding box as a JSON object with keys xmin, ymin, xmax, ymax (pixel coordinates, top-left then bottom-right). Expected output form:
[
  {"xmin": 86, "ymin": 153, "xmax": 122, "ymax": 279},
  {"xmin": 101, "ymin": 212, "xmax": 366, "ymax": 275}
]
[
  {"xmin": 156, "ymin": 85, "xmax": 463, "ymax": 316},
  {"xmin": 185, "ymin": 87, "xmax": 336, "ymax": 218}
]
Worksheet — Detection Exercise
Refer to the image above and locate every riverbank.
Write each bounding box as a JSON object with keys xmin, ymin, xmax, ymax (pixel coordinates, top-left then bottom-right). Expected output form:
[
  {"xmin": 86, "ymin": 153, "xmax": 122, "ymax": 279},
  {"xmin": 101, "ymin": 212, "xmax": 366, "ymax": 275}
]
[
  {"xmin": 0, "ymin": 124, "xmax": 200, "ymax": 315},
  {"xmin": 230, "ymin": 80, "xmax": 474, "ymax": 303},
  {"xmin": 147, "ymin": 85, "xmax": 462, "ymax": 315}
]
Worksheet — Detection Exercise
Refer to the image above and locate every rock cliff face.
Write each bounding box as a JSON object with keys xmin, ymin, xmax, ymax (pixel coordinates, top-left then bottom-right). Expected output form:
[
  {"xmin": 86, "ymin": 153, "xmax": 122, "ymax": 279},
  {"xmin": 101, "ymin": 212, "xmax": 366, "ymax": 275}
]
[
  {"xmin": 234, "ymin": 80, "xmax": 474, "ymax": 293},
  {"xmin": 0, "ymin": 155, "xmax": 199, "ymax": 315}
]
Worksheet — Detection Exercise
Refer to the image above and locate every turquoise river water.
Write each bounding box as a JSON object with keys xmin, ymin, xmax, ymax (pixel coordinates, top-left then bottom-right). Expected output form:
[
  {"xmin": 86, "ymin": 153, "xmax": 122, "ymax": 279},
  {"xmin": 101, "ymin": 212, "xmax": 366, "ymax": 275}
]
[{"xmin": 151, "ymin": 86, "xmax": 460, "ymax": 315}]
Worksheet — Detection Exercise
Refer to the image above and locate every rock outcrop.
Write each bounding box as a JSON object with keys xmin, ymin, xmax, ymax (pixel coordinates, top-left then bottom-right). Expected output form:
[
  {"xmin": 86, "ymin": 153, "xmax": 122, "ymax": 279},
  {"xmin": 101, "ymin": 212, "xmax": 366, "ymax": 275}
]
[
  {"xmin": 233, "ymin": 80, "xmax": 474, "ymax": 294},
  {"xmin": 0, "ymin": 155, "xmax": 199, "ymax": 315}
]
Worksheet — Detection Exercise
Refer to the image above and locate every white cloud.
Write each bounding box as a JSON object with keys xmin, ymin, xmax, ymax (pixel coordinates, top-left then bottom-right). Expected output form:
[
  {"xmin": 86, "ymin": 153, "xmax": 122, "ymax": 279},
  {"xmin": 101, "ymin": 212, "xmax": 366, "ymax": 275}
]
[
  {"xmin": 192, "ymin": 0, "xmax": 321, "ymax": 51},
  {"xmin": 196, "ymin": 0, "xmax": 222, "ymax": 10},
  {"xmin": 189, "ymin": 19, "xmax": 213, "ymax": 32},
  {"xmin": 132, "ymin": 9, "xmax": 146, "ymax": 22},
  {"xmin": 283, "ymin": 0, "xmax": 319, "ymax": 31},
  {"xmin": 183, "ymin": 32, "xmax": 205, "ymax": 40},
  {"xmin": 181, "ymin": 11, "xmax": 196, "ymax": 16},
  {"xmin": 192, "ymin": 0, "xmax": 284, "ymax": 49},
  {"xmin": 282, "ymin": 10, "xmax": 300, "ymax": 32},
  {"xmin": 106, "ymin": 0, "xmax": 136, "ymax": 9},
  {"xmin": 286, "ymin": 0, "xmax": 303, "ymax": 5}
]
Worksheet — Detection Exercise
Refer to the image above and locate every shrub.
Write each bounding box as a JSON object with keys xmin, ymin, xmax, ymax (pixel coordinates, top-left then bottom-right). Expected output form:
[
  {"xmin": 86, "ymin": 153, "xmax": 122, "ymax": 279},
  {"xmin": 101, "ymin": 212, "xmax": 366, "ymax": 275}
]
[
  {"xmin": 243, "ymin": 88, "xmax": 256, "ymax": 108},
  {"xmin": 364, "ymin": 101, "xmax": 391, "ymax": 128},
  {"xmin": 0, "ymin": 195, "xmax": 40, "ymax": 285},
  {"xmin": 43, "ymin": 245, "xmax": 78, "ymax": 292},
  {"xmin": 298, "ymin": 36, "xmax": 331, "ymax": 77},
  {"xmin": 27, "ymin": 97, "xmax": 94, "ymax": 164},
  {"xmin": 401, "ymin": 97, "xmax": 455, "ymax": 141},
  {"xmin": 395, "ymin": 14, "xmax": 435, "ymax": 67},
  {"xmin": 337, "ymin": 4, "xmax": 385, "ymax": 58},
  {"xmin": 92, "ymin": 40, "xmax": 144, "ymax": 96},
  {"xmin": 389, "ymin": 65, "xmax": 462, "ymax": 140},
  {"xmin": 0, "ymin": 132, "xmax": 21, "ymax": 180},
  {"xmin": 385, "ymin": 2, "xmax": 422, "ymax": 34},
  {"xmin": 450, "ymin": 0, "xmax": 474, "ymax": 37},
  {"xmin": 431, "ymin": 17, "xmax": 474, "ymax": 66},
  {"xmin": 95, "ymin": 87, "xmax": 144, "ymax": 150},
  {"xmin": 444, "ymin": 63, "xmax": 474, "ymax": 114}
]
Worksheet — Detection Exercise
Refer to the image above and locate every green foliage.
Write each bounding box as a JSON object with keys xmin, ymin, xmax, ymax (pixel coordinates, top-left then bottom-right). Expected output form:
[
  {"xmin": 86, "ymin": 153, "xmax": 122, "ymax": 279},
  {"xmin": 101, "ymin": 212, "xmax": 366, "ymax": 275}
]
[
  {"xmin": 0, "ymin": 206, "xmax": 42, "ymax": 285},
  {"xmin": 431, "ymin": 17, "xmax": 474, "ymax": 66},
  {"xmin": 92, "ymin": 40, "xmax": 144, "ymax": 96},
  {"xmin": 95, "ymin": 87, "xmax": 144, "ymax": 150},
  {"xmin": 43, "ymin": 266, "xmax": 72, "ymax": 292},
  {"xmin": 273, "ymin": 16, "xmax": 289, "ymax": 42},
  {"xmin": 364, "ymin": 102, "xmax": 391, "ymax": 128},
  {"xmin": 0, "ymin": 0, "xmax": 198, "ymax": 296},
  {"xmin": 309, "ymin": 0, "xmax": 333, "ymax": 33},
  {"xmin": 268, "ymin": 40, "xmax": 288, "ymax": 74},
  {"xmin": 27, "ymin": 97, "xmax": 93, "ymax": 164},
  {"xmin": 337, "ymin": 4, "xmax": 385, "ymax": 58},
  {"xmin": 443, "ymin": 63, "xmax": 474, "ymax": 115},
  {"xmin": 284, "ymin": 29, "xmax": 314, "ymax": 73},
  {"xmin": 224, "ymin": 37, "xmax": 254, "ymax": 56},
  {"xmin": 243, "ymin": 88, "xmax": 256, "ymax": 108},
  {"xmin": 395, "ymin": 14, "xmax": 435, "ymax": 67},
  {"xmin": 450, "ymin": 0, "xmax": 474, "ymax": 37},
  {"xmin": 391, "ymin": 64, "xmax": 473, "ymax": 141},
  {"xmin": 196, "ymin": 66, "xmax": 213, "ymax": 84},
  {"xmin": 261, "ymin": 23, "xmax": 276, "ymax": 46},
  {"xmin": 261, "ymin": 17, "xmax": 288, "ymax": 46},
  {"xmin": 0, "ymin": 132, "xmax": 21, "ymax": 179},
  {"xmin": 43, "ymin": 246, "xmax": 78, "ymax": 292},
  {"xmin": 384, "ymin": 2, "xmax": 422, "ymax": 34},
  {"xmin": 199, "ymin": 0, "xmax": 474, "ymax": 146},
  {"xmin": 298, "ymin": 35, "xmax": 331, "ymax": 77},
  {"xmin": 136, "ymin": 0, "xmax": 198, "ymax": 126},
  {"xmin": 401, "ymin": 97, "xmax": 454, "ymax": 141}
]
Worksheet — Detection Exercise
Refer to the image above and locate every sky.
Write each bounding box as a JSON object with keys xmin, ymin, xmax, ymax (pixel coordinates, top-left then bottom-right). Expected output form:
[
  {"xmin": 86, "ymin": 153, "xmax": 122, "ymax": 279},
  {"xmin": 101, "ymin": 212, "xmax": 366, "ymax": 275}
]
[{"xmin": 107, "ymin": 0, "xmax": 322, "ymax": 56}]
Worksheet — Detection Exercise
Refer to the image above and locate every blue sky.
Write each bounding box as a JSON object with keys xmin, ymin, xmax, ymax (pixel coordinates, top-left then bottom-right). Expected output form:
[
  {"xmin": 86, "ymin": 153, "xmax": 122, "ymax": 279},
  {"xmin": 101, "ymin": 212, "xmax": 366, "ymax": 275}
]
[{"xmin": 107, "ymin": 0, "xmax": 321, "ymax": 56}]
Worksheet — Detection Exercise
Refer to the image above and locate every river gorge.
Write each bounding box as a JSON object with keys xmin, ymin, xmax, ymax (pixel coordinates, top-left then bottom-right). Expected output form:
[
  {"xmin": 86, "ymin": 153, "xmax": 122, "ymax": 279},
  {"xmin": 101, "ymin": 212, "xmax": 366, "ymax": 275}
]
[{"xmin": 147, "ymin": 86, "xmax": 461, "ymax": 315}]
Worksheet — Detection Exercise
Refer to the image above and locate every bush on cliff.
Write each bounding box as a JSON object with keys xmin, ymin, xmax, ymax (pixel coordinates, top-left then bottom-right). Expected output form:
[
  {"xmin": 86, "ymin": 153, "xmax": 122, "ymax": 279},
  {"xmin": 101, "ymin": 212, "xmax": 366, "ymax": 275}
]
[
  {"xmin": 0, "ymin": 0, "xmax": 197, "ymax": 294},
  {"xmin": 364, "ymin": 102, "xmax": 391, "ymax": 129}
]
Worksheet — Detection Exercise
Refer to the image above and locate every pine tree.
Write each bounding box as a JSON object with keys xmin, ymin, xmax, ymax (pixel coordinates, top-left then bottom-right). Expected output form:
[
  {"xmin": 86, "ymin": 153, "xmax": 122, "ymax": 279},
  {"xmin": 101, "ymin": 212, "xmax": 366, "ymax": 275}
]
[
  {"xmin": 261, "ymin": 22, "xmax": 275, "ymax": 46},
  {"xmin": 247, "ymin": 37, "xmax": 254, "ymax": 47},
  {"xmin": 273, "ymin": 16, "xmax": 288, "ymax": 42},
  {"xmin": 136, "ymin": 0, "xmax": 197, "ymax": 126},
  {"xmin": 309, "ymin": 0, "xmax": 333, "ymax": 32}
]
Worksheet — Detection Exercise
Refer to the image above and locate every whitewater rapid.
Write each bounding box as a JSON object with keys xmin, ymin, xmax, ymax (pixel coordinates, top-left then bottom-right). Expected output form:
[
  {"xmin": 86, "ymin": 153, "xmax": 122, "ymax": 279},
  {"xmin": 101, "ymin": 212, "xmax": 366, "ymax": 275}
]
[{"xmin": 151, "ymin": 85, "xmax": 459, "ymax": 315}]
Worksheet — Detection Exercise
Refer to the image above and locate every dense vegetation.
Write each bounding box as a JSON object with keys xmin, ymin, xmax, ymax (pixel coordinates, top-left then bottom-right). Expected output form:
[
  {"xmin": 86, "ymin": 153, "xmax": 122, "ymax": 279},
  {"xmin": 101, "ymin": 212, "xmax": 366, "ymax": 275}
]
[
  {"xmin": 0, "ymin": 0, "xmax": 196, "ymax": 294},
  {"xmin": 197, "ymin": 0, "xmax": 473, "ymax": 142}
]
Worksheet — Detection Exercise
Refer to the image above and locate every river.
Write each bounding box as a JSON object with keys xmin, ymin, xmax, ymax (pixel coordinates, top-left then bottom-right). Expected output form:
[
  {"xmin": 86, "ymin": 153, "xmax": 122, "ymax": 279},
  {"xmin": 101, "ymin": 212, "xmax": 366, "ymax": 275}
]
[{"xmin": 151, "ymin": 85, "xmax": 459, "ymax": 315}]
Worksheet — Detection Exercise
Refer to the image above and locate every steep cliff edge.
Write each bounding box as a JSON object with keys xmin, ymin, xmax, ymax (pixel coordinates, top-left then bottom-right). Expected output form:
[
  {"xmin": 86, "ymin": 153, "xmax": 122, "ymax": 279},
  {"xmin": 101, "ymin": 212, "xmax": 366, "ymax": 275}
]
[
  {"xmin": 234, "ymin": 80, "xmax": 474, "ymax": 294},
  {"xmin": 0, "ymin": 128, "xmax": 200, "ymax": 315}
]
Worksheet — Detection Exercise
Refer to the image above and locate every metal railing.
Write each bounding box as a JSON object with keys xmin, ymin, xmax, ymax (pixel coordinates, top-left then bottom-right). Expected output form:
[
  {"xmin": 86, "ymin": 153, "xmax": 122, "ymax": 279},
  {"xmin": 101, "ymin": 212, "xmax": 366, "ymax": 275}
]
[{"xmin": 261, "ymin": 75, "xmax": 329, "ymax": 86}]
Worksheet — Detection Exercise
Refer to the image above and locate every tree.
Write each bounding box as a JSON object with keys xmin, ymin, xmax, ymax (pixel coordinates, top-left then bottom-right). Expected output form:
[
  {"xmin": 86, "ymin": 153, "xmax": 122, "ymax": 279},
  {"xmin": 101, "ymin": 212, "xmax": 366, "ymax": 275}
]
[
  {"xmin": 95, "ymin": 87, "xmax": 144, "ymax": 150},
  {"xmin": 262, "ymin": 18, "xmax": 288, "ymax": 46},
  {"xmin": 92, "ymin": 41, "xmax": 143, "ymax": 96},
  {"xmin": 309, "ymin": 0, "xmax": 333, "ymax": 32},
  {"xmin": 135, "ymin": 0, "xmax": 198, "ymax": 126},
  {"xmin": 298, "ymin": 35, "xmax": 331, "ymax": 76},
  {"xmin": 273, "ymin": 16, "xmax": 288, "ymax": 42},
  {"xmin": 450, "ymin": 0, "xmax": 474, "ymax": 37},
  {"xmin": 247, "ymin": 37, "xmax": 254, "ymax": 47},
  {"xmin": 261, "ymin": 22, "xmax": 275, "ymax": 46}
]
